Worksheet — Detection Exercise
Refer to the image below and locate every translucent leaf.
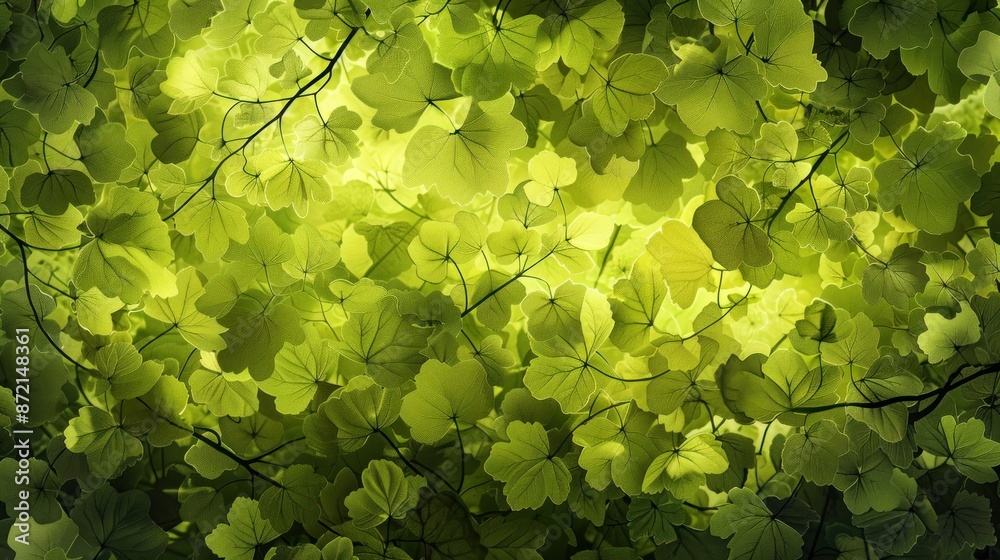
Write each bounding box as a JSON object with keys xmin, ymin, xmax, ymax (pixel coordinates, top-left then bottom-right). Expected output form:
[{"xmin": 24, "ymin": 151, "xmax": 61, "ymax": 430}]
[
  {"xmin": 781, "ymin": 419, "xmax": 849, "ymax": 485},
  {"xmin": 15, "ymin": 45, "xmax": 97, "ymax": 134},
  {"xmin": 918, "ymin": 416, "xmax": 1000, "ymax": 483},
  {"xmin": 587, "ymin": 53, "xmax": 667, "ymax": 136},
  {"xmin": 400, "ymin": 359, "xmax": 493, "ymax": 444},
  {"xmin": 875, "ymin": 122, "xmax": 979, "ymax": 234},
  {"xmin": 749, "ymin": 0, "xmax": 827, "ymax": 92},
  {"xmin": 65, "ymin": 407, "xmax": 144, "ymax": 479},
  {"xmin": 344, "ymin": 460, "xmax": 426, "ymax": 528},
  {"xmin": 657, "ymin": 43, "xmax": 767, "ymax": 135},
  {"xmin": 642, "ymin": 433, "xmax": 729, "ymax": 499},
  {"xmin": 74, "ymin": 186, "xmax": 176, "ymax": 304},
  {"xmin": 692, "ymin": 176, "xmax": 772, "ymax": 269},
  {"xmin": 917, "ymin": 301, "xmax": 982, "ymax": 363},
  {"xmin": 404, "ymin": 95, "xmax": 527, "ymax": 204},
  {"xmin": 145, "ymin": 267, "xmax": 227, "ymax": 351},
  {"xmin": 484, "ymin": 421, "xmax": 571, "ymax": 510},
  {"xmin": 710, "ymin": 487, "xmax": 813, "ymax": 560},
  {"xmin": 206, "ymin": 498, "xmax": 279, "ymax": 560},
  {"xmin": 848, "ymin": 0, "xmax": 935, "ymax": 58},
  {"xmin": 189, "ymin": 352, "xmax": 259, "ymax": 418},
  {"xmin": 72, "ymin": 487, "xmax": 167, "ymax": 560}
]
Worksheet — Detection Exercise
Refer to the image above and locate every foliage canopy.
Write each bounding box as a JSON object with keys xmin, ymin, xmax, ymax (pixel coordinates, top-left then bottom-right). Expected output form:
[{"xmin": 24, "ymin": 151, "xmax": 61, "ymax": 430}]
[{"xmin": 2, "ymin": 0, "xmax": 1000, "ymax": 558}]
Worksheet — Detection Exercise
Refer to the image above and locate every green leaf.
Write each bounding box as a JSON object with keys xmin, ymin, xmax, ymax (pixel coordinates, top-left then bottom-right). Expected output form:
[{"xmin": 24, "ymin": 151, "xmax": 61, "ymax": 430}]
[
  {"xmin": 566, "ymin": 212, "xmax": 615, "ymax": 251},
  {"xmin": 147, "ymin": 94, "xmax": 205, "ymax": 164},
  {"xmin": 408, "ymin": 221, "xmax": 466, "ymax": 283},
  {"xmin": 189, "ymin": 352, "xmax": 259, "ymax": 417},
  {"xmin": 781, "ymin": 419, "xmax": 849, "ymax": 485},
  {"xmin": 0, "ymin": 457, "xmax": 62, "ymax": 524},
  {"xmin": 145, "ymin": 267, "xmax": 228, "ymax": 351},
  {"xmin": 252, "ymin": 3, "xmax": 309, "ymax": 56},
  {"xmin": 523, "ymin": 150, "xmax": 577, "ymax": 206},
  {"xmin": 64, "ymin": 406, "xmax": 144, "ymax": 481},
  {"xmin": 353, "ymin": 220, "xmax": 418, "ymax": 280},
  {"xmin": 785, "ymin": 203, "xmax": 852, "ymax": 252},
  {"xmin": 815, "ymin": 166, "xmax": 871, "ymax": 216},
  {"xmin": 587, "ymin": 53, "xmax": 667, "ymax": 136},
  {"xmin": 258, "ymin": 327, "xmax": 339, "ymax": 414},
  {"xmin": 476, "ymin": 517, "xmax": 547, "ymax": 560},
  {"xmin": 345, "ymin": 459, "xmax": 426, "ymax": 528},
  {"xmin": 657, "ymin": 43, "xmax": 767, "ymax": 135},
  {"xmin": 257, "ymin": 151, "xmax": 331, "ymax": 217},
  {"xmin": 737, "ymin": 349, "xmax": 839, "ymax": 422},
  {"xmin": 642, "ymin": 433, "xmax": 729, "ymax": 499},
  {"xmin": 960, "ymin": 31, "xmax": 1000, "ymax": 118},
  {"xmin": 484, "ymin": 421, "xmax": 571, "ymax": 510},
  {"xmin": 121, "ymin": 376, "xmax": 191, "ymax": 447},
  {"xmin": 749, "ymin": 0, "xmax": 827, "ymax": 91},
  {"xmin": 625, "ymin": 131, "xmax": 697, "ymax": 211},
  {"xmin": 705, "ymin": 432, "xmax": 756, "ymax": 493},
  {"xmin": 206, "ymin": 498, "xmax": 280, "ymax": 560},
  {"xmin": 937, "ymin": 490, "xmax": 997, "ymax": 554},
  {"xmin": 224, "ymin": 215, "xmax": 294, "ymax": 287},
  {"xmin": 697, "ymin": 0, "xmax": 770, "ymax": 26},
  {"xmin": 848, "ymin": 0, "xmax": 935, "ymax": 58},
  {"xmin": 217, "ymin": 296, "xmax": 305, "ymax": 380},
  {"xmin": 875, "ymin": 122, "xmax": 979, "ymax": 234},
  {"xmin": 525, "ymin": 289, "xmax": 613, "ymax": 412},
  {"xmin": 900, "ymin": 10, "xmax": 1000, "ymax": 103},
  {"xmin": 861, "ymin": 243, "xmax": 929, "ymax": 309},
  {"xmin": 92, "ymin": 342, "xmax": 164, "ymax": 399},
  {"xmin": 400, "ymin": 359, "xmax": 493, "ymax": 444},
  {"xmin": 692, "ymin": 176, "xmax": 772, "ymax": 269},
  {"xmin": 161, "ymin": 50, "xmax": 218, "ymax": 113},
  {"xmin": 847, "ymin": 356, "xmax": 923, "ymax": 443},
  {"xmin": 21, "ymin": 205, "xmax": 83, "ymax": 249},
  {"xmin": 73, "ymin": 287, "xmax": 124, "ymax": 336},
  {"xmin": 627, "ymin": 494, "xmax": 684, "ymax": 545},
  {"xmin": 73, "ymin": 121, "xmax": 137, "ymax": 183},
  {"xmin": 574, "ymin": 406, "xmax": 658, "ymax": 494},
  {"xmin": 96, "ymin": 0, "xmax": 174, "ymax": 68},
  {"xmin": 404, "ymin": 95, "xmax": 527, "ymax": 204},
  {"xmin": 311, "ymin": 375, "xmax": 401, "ymax": 452},
  {"xmin": 852, "ymin": 470, "xmax": 935, "ymax": 556},
  {"xmin": 832, "ymin": 450, "xmax": 899, "ymax": 514},
  {"xmin": 437, "ymin": 13, "xmax": 545, "ymax": 100},
  {"xmin": 72, "ymin": 486, "xmax": 167, "ymax": 560},
  {"xmin": 337, "ymin": 295, "xmax": 431, "ymax": 387},
  {"xmin": 609, "ymin": 254, "xmax": 667, "ymax": 352},
  {"xmin": 74, "ymin": 186, "xmax": 176, "ymax": 304},
  {"xmin": 15, "ymin": 45, "xmax": 97, "ymax": 134},
  {"xmin": 6, "ymin": 511, "xmax": 96, "ymax": 560},
  {"xmin": 918, "ymin": 301, "xmax": 982, "ymax": 363},
  {"xmin": 260, "ymin": 465, "xmax": 327, "ymax": 533},
  {"xmin": 710, "ymin": 487, "xmax": 812, "ymax": 560},
  {"xmin": 174, "ymin": 191, "xmax": 250, "ymax": 262},
  {"xmin": 352, "ymin": 47, "xmax": 459, "ymax": 133},
  {"xmin": 294, "ymin": 107, "xmax": 362, "ymax": 165},
  {"xmin": 826, "ymin": 312, "xmax": 880, "ymax": 368},
  {"xmin": 468, "ymin": 270, "xmax": 528, "ymax": 332},
  {"xmin": 647, "ymin": 220, "xmax": 717, "ymax": 308},
  {"xmin": 169, "ymin": 0, "xmax": 222, "ymax": 39},
  {"xmin": 184, "ymin": 439, "xmax": 239, "ymax": 479},
  {"xmin": 918, "ymin": 416, "xmax": 1000, "ymax": 483},
  {"xmin": 19, "ymin": 170, "xmax": 94, "ymax": 215},
  {"xmin": 958, "ymin": 30, "xmax": 1000, "ymax": 81},
  {"xmin": 536, "ymin": 0, "xmax": 624, "ymax": 74},
  {"xmin": 0, "ymin": 100, "xmax": 40, "ymax": 166}
]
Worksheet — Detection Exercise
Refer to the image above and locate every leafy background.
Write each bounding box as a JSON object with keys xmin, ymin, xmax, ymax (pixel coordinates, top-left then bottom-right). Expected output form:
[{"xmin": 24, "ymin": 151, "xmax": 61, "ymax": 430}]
[{"xmin": 1, "ymin": 0, "xmax": 1000, "ymax": 558}]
